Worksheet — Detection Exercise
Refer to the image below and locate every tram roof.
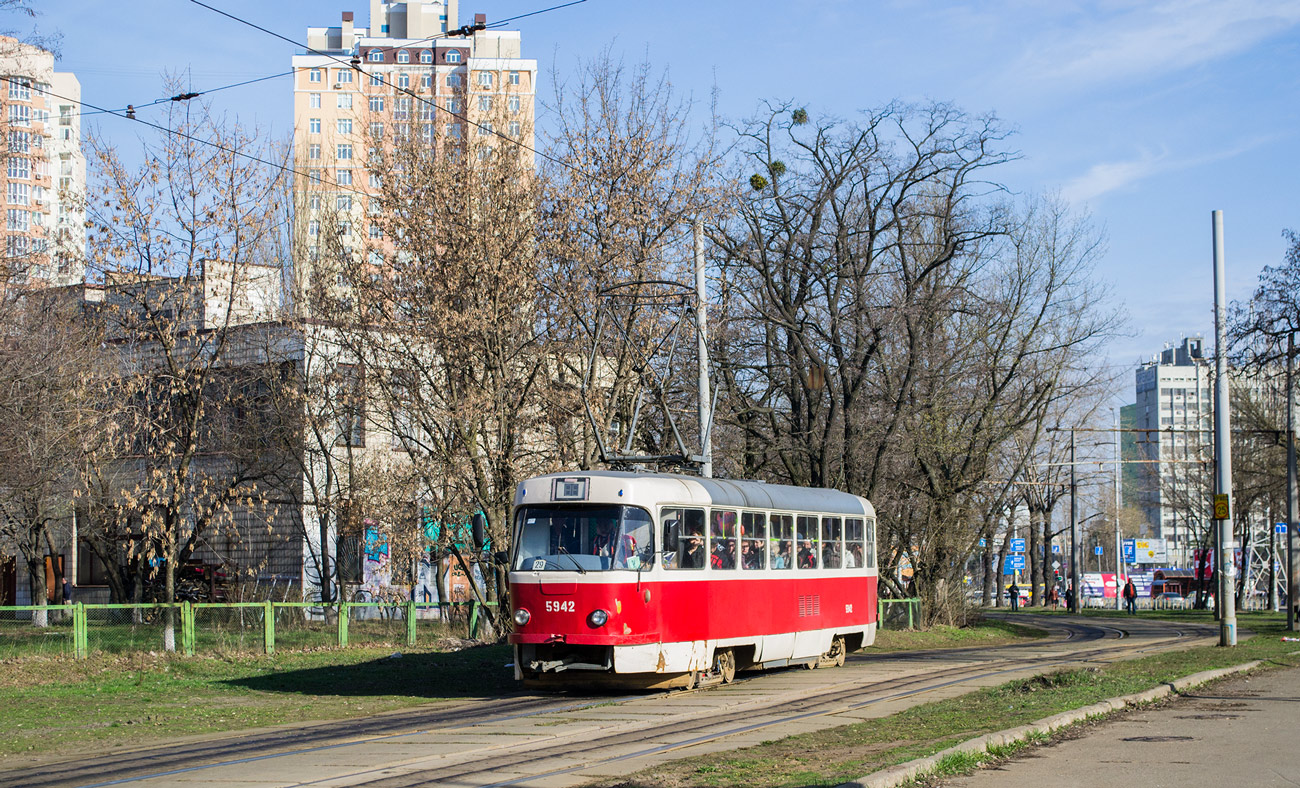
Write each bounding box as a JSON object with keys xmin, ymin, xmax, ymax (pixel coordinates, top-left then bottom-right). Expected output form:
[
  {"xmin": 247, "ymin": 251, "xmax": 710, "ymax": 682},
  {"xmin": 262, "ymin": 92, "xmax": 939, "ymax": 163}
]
[{"xmin": 517, "ymin": 471, "xmax": 874, "ymax": 518}]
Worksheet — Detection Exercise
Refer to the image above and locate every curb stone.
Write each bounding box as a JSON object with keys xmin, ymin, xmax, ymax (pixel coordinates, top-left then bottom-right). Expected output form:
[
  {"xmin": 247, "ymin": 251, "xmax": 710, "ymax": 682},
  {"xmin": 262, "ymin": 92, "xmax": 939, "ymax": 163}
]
[{"xmin": 836, "ymin": 660, "xmax": 1262, "ymax": 788}]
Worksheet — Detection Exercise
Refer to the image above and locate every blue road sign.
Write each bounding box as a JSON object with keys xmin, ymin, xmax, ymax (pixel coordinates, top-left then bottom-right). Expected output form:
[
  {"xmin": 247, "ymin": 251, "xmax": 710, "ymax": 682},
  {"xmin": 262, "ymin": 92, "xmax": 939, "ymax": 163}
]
[
  {"xmin": 1094, "ymin": 546, "xmax": 1104, "ymax": 556},
  {"xmin": 1277, "ymin": 523, "xmax": 1289, "ymax": 534},
  {"xmin": 1051, "ymin": 544, "xmax": 1061, "ymax": 554},
  {"xmin": 1123, "ymin": 539, "xmax": 1136, "ymax": 563},
  {"xmin": 1010, "ymin": 538, "xmax": 1026, "ymax": 553},
  {"xmin": 979, "ymin": 538, "xmax": 987, "ymax": 547},
  {"xmin": 1003, "ymin": 555, "xmax": 1026, "ymax": 573}
]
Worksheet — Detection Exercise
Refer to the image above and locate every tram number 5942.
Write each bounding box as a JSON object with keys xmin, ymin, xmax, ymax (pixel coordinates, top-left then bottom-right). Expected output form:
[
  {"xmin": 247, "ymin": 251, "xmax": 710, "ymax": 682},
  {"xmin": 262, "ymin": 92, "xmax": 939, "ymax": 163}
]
[{"xmin": 545, "ymin": 600, "xmax": 576, "ymax": 613}]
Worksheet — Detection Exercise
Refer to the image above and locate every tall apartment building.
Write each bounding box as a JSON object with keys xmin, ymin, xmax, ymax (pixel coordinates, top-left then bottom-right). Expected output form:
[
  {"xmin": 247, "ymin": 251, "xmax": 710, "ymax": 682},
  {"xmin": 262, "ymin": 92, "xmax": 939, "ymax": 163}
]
[
  {"xmin": 0, "ymin": 37, "xmax": 86, "ymax": 288},
  {"xmin": 291, "ymin": 1, "xmax": 537, "ymax": 295},
  {"xmin": 1134, "ymin": 336, "xmax": 1212, "ymax": 564}
]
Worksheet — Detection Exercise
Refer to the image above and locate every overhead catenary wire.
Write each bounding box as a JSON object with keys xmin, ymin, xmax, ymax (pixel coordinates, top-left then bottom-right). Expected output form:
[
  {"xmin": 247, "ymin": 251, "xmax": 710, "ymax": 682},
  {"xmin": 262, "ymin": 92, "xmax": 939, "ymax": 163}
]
[{"xmin": 185, "ymin": 0, "xmax": 590, "ymax": 178}]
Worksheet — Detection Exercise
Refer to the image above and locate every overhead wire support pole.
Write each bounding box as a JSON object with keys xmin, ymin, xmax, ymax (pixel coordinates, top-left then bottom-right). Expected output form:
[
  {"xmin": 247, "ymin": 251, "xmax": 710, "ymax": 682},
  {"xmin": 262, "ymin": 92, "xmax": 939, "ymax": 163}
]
[
  {"xmin": 1070, "ymin": 428, "xmax": 1080, "ymax": 613},
  {"xmin": 1289, "ymin": 332, "xmax": 1298, "ymax": 631},
  {"xmin": 1115, "ymin": 408, "xmax": 1123, "ymax": 612},
  {"xmin": 1212, "ymin": 210, "xmax": 1236, "ymax": 646},
  {"xmin": 695, "ymin": 221, "xmax": 712, "ymax": 479}
]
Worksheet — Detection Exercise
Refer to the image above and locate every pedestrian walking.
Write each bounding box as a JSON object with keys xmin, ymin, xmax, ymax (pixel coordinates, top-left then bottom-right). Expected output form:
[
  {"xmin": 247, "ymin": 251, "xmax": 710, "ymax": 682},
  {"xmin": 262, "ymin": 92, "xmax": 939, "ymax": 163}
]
[
  {"xmin": 1065, "ymin": 583, "xmax": 1075, "ymax": 611},
  {"xmin": 1122, "ymin": 577, "xmax": 1137, "ymax": 614},
  {"xmin": 1046, "ymin": 585, "xmax": 1059, "ymax": 609},
  {"xmin": 1008, "ymin": 580, "xmax": 1020, "ymax": 612}
]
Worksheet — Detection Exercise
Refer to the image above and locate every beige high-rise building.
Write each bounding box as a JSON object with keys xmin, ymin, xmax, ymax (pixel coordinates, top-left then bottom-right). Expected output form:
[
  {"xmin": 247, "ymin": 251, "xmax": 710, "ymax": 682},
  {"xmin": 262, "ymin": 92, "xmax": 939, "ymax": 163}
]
[
  {"xmin": 291, "ymin": 1, "xmax": 537, "ymax": 291},
  {"xmin": 0, "ymin": 37, "xmax": 86, "ymax": 288}
]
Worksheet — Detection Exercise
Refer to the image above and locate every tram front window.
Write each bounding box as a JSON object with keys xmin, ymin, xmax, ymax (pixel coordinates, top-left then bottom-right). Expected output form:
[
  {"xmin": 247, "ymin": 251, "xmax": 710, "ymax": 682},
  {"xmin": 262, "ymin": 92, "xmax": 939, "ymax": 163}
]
[{"xmin": 514, "ymin": 505, "xmax": 655, "ymax": 571}]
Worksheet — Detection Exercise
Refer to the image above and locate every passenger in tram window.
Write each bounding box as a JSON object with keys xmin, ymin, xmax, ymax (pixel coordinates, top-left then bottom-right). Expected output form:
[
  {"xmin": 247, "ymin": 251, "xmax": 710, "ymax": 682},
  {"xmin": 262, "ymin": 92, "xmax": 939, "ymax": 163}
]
[
  {"xmin": 845, "ymin": 543, "xmax": 863, "ymax": 569},
  {"xmin": 798, "ymin": 540, "xmax": 817, "ymax": 569},
  {"xmin": 711, "ymin": 538, "xmax": 735, "ymax": 569},
  {"xmin": 742, "ymin": 538, "xmax": 764, "ymax": 569},
  {"xmin": 822, "ymin": 542, "xmax": 841, "ymax": 569},
  {"xmin": 772, "ymin": 540, "xmax": 792, "ymax": 568},
  {"xmin": 592, "ymin": 519, "xmax": 617, "ymax": 561},
  {"xmin": 681, "ymin": 529, "xmax": 705, "ymax": 569}
]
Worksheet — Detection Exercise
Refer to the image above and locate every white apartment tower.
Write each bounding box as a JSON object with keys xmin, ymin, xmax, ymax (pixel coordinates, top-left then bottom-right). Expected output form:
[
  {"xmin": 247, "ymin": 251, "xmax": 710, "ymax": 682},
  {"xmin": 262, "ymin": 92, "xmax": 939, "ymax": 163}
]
[
  {"xmin": 1134, "ymin": 336, "xmax": 1212, "ymax": 564},
  {"xmin": 0, "ymin": 37, "xmax": 86, "ymax": 288},
  {"xmin": 291, "ymin": 2, "xmax": 537, "ymax": 293}
]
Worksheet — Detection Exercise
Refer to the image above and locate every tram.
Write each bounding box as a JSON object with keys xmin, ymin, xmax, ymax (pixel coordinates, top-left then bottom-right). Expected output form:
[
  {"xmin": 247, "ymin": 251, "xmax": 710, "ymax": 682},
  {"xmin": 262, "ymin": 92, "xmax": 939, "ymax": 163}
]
[{"xmin": 507, "ymin": 470, "xmax": 878, "ymax": 688}]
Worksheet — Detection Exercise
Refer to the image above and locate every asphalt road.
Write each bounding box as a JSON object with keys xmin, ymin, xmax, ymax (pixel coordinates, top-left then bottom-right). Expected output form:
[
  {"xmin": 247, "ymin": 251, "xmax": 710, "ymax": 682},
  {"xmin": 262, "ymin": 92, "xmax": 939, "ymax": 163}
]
[{"xmin": 940, "ymin": 661, "xmax": 1300, "ymax": 788}]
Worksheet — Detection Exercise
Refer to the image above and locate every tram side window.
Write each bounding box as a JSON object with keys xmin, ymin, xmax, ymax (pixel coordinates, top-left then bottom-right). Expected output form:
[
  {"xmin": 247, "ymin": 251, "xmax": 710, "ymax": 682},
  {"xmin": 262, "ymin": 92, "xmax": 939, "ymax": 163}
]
[
  {"xmin": 865, "ymin": 517, "xmax": 877, "ymax": 568},
  {"xmin": 845, "ymin": 518, "xmax": 866, "ymax": 569},
  {"xmin": 796, "ymin": 515, "xmax": 819, "ymax": 569},
  {"xmin": 662, "ymin": 507, "xmax": 706, "ymax": 570},
  {"xmin": 710, "ymin": 509, "xmax": 738, "ymax": 570},
  {"xmin": 770, "ymin": 514, "xmax": 793, "ymax": 569},
  {"xmin": 821, "ymin": 516, "xmax": 842, "ymax": 568},
  {"xmin": 740, "ymin": 512, "xmax": 766, "ymax": 569}
]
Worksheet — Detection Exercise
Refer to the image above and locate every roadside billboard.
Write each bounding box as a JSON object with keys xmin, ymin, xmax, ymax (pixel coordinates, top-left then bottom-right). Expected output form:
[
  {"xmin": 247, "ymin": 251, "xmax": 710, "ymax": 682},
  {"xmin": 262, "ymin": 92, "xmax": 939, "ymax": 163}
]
[{"xmin": 1133, "ymin": 538, "xmax": 1167, "ymax": 564}]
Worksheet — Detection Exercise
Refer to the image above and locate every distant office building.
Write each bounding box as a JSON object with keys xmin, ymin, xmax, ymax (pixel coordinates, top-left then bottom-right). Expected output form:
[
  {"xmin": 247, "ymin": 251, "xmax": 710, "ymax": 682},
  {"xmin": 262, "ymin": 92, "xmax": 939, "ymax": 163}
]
[
  {"xmin": 290, "ymin": 1, "xmax": 537, "ymax": 299},
  {"xmin": 0, "ymin": 37, "xmax": 85, "ymax": 288},
  {"xmin": 1135, "ymin": 337, "xmax": 1211, "ymax": 564}
]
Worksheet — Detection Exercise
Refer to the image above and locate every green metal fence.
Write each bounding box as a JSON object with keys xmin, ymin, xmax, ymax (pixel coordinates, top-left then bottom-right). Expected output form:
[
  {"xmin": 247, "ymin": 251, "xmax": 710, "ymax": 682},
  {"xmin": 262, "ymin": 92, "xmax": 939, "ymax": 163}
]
[
  {"xmin": 0, "ymin": 601, "xmax": 496, "ymax": 659},
  {"xmin": 878, "ymin": 597, "xmax": 922, "ymax": 630}
]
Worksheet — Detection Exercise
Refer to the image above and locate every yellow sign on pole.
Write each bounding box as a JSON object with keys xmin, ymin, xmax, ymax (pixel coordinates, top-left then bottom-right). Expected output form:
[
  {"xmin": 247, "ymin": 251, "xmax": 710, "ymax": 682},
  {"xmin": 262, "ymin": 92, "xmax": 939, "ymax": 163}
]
[{"xmin": 1213, "ymin": 493, "xmax": 1230, "ymax": 521}]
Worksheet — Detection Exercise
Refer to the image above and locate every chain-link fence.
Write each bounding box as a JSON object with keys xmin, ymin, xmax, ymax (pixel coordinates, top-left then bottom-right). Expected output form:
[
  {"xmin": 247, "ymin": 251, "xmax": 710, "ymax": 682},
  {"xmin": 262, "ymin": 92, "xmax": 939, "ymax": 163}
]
[{"xmin": 0, "ymin": 600, "xmax": 495, "ymax": 659}]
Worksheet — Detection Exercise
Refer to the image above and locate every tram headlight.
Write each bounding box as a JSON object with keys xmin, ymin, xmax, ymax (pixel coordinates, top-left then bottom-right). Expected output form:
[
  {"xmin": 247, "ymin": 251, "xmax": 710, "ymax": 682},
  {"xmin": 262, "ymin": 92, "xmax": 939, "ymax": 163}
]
[
  {"xmin": 588, "ymin": 608, "xmax": 609, "ymax": 628},
  {"xmin": 513, "ymin": 608, "xmax": 531, "ymax": 626}
]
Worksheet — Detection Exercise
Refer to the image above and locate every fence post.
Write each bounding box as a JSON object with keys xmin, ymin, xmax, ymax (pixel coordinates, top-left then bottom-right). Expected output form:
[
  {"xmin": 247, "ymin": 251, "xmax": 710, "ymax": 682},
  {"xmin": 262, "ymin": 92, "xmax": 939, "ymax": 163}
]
[
  {"xmin": 263, "ymin": 600, "xmax": 275, "ymax": 656},
  {"xmin": 338, "ymin": 602, "xmax": 349, "ymax": 647},
  {"xmin": 469, "ymin": 600, "xmax": 479, "ymax": 639},
  {"xmin": 406, "ymin": 599, "xmax": 417, "ymax": 647},
  {"xmin": 878, "ymin": 598, "xmax": 884, "ymax": 631},
  {"xmin": 907, "ymin": 599, "xmax": 915, "ymax": 630},
  {"xmin": 181, "ymin": 601, "xmax": 195, "ymax": 656},
  {"xmin": 73, "ymin": 602, "xmax": 87, "ymax": 659}
]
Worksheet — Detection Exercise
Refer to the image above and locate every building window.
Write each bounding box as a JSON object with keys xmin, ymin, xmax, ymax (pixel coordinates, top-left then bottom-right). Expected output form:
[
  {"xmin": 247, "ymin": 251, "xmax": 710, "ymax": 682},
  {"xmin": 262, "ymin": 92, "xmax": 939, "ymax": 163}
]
[
  {"xmin": 370, "ymin": 72, "xmax": 383, "ymax": 87},
  {"xmin": 309, "ymin": 68, "xmax": 322, "ymax": 83},
  {"xmin": 6, "ymin": 209, "xmax": 28, "ymax": 231},
  {"xmin": 477, "ymin": 121, "xmax": 492, "ymax": 136},
  {"xmin": 477, "ymin": 71, "xmax": 493, "ymax": 87},
  {"xmin": 309, "ymin": 92, "xmax": 321, "ymax": 108},
  {"xmin": 448, "ymin": 123, "xmax": 462, "ymax": 139},
  {"xmin": 368, "ymin": 224, "xmax": 383, "ymax": 239},
  {"xmin": 478, "ymin": 96, "xmax": 492, "ymax": 111},
  {"xmin": 394, "ymin": 97, "xmax": 411, "ymax": 120},
  {"xmin": 9, "ymin": 104, "xmax": 29, "ymax": 127},
  {"xmin": 446, "ymin": 73, "xmax": 462, "ymax": 87},
  {"xmin": 419, "ymin": 50, "xmax": 433, "ymax": 64},
  {"xmin": 309, "ymin": 118, "xmax": 321, "ymax": 134},
  {"xmin": 368, "ymin": 198, "xmax": 380, "ymax": 215},
  {"xmin": 308, "ymin": 168, "xmax": 322, "ymax": 183},
  {"xmin": 508, "ymin": 120, "xmax": 521, "ymax": 138},
  {"xmin": 340, "ymin": 221, "xmax": 352, "ymax": 236},
  {"xmin": 8, "ymin": 77, "xmax": 31, "ymax": 100},
  {"xmin": 307, "ymin": 220, "xmax": 320, "ymax": 237},
  {"xmin": 396, "ymin": 73, "xmax": 409, "ymax": 89},
  {"xmin": 337, "ymin": 195, "xmax": 353, "ymax": 211},
  {"xmin": 420, "ymin": 124, "xmax": 433, "ymax": 143},
  {"xmin": 337, "ymin": 70, "xmax": 353, "ymax": 84},
  {"xmin": 418, "ymin": 103, "xmax": 433, "ymax": 121},
  {"xmin": 7, "ymin": 130, "xmax": 29, "ymax": 152},
  {"xmin": 7, "ymin": 157, "xmax": 29, "ymax": 179},
  {"xmin": 369, "ymin": 173, "xmax": 382, "ymax": 188},
  {"xmin": 308, "ymin": 194, "xmax": 321, "ymax": 211},
  {"xmin": 446, "ymin": 98, "xmax": 461, "ymax": 114},
  {"xmin": 394, "ymin": 122, "xmax": 410, "ymax": 139},
  {"xmin": 337, "ymin": 118, "xmax": 352, "ymax": 134},
  {"xmin": 509, "ymin": 71, "xmax": 520, "ymax": 85},
  {"xmin": 508, "ymin": 95, "xmax": 520, "ymax": 114},
  {"xmin": 369, "ymin": 95, "xmax": 384, "ymax": 112},
  {"xmin": 59, "ymin": 105, "xmax": 72, "ymax": 126},
  {"xmin": 337, "ymin": 143, "xmax": 353, "ymax": 160},
  {"xmin": 307, "ymin": 143, "xmax": 321, "ymax": 160},
  {"xmin": 368, "ymin": 49, "xmax": 383, "ymax": 62},
  {"xmin": 396, "ymin": 50, "xmax": 409, "ymax": 64},
  {"xmin": 369, "ymin": 121, "xmax": 384, "ymax": 138},
  {"xmin": 421, "ymin": 73, "xmax": 432, "ymax": 88},
  {"xmin": 336, "ymin": 169, "xmax": 353, "ymax": 186},
  {"xmin": 446, "ymin": 50, "xmax": 462, "ymax": 63},
  {"xmin": 8, "ymin": 182, "xmax": 28, "ymax": 205},
  {"xmin": 337, "ymin": 93, "xmax": 353, "ymax": 109}
]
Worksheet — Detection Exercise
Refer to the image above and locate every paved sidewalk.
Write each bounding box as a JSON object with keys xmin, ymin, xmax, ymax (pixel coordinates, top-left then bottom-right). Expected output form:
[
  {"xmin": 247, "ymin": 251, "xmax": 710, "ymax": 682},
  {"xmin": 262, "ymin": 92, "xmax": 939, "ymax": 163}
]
[{"xmin": 942, "ymin": 663, "xmax": 1300, "ymax": 788}]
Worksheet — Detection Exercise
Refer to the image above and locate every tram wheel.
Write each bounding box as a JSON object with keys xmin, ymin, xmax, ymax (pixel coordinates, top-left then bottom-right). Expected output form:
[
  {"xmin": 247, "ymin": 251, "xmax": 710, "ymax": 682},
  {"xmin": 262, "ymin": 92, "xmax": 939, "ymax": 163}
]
[
  {"xmin": 715, "ymin": 648, "xmax": 736, "ymax": 684},
  {"xmin": 681, "ymin": 670, "xmax": 699, "ymax": 690},
  {"xmin": 827, "ymin": 636, "xmax": 846, "ymax": 667}
]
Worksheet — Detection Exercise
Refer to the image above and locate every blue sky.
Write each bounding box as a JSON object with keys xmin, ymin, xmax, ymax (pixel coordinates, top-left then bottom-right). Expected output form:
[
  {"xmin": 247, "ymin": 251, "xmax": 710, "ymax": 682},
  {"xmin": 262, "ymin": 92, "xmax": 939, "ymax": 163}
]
[{"xmin": 32, "ymin": 0, "xmax": 1300, "ymax": 397}]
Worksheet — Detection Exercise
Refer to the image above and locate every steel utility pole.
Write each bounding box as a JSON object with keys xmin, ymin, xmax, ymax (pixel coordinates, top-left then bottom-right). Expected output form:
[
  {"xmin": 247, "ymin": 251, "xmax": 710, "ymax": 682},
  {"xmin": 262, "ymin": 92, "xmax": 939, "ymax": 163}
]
[
  {"xmin": 1114, "ymin": 409, "xmax": 1123, "ymax": 611},
  {"xmin": 1070, "ymin": 429, "xmax": 1081, "ymax": 613},
  {"xmin": 694, "ymin": 220, "xmax": 712, "ymax": 479},
  {"xmin": 1212, "ymin": 210, "xmax": 1236, "ymax": 646},
  {"xmin": 1289, "ymin": 333, "xmax": 1297, "ymax": 631}
]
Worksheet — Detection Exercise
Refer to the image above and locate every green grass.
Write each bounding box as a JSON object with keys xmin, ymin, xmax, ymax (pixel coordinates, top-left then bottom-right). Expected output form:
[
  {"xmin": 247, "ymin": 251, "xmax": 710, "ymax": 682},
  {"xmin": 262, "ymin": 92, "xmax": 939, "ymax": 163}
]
[
  {"xmin": 871, "ymin": 618, "xmax": 1047, "ymax": 652},
  {"xmin": 592, "ymin": 618, "xmax": 1300, "ymax": 788},
  {"xmin": 0, "ymin": 643, "xmax": 515, "ymax": 763}
]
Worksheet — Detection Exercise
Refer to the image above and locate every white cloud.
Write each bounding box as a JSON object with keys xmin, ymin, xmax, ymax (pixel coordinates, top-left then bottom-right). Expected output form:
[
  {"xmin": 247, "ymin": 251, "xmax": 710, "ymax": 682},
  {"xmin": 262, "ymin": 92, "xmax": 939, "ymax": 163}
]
[
  {"xmin": 1062, "ymin": 134, "xmax": 1279, "ymax": 203},
  {"xmin": 1014, "ymin": 0, "xmax": 1300, "ymax": 88}
]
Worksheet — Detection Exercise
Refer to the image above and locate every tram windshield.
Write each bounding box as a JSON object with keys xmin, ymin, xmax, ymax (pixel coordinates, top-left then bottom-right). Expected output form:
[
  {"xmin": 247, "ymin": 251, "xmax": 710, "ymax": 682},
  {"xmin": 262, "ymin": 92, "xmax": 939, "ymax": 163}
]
[{"xmin": 513, "ymin": 504, "xmax": 655, "ymax": 572}]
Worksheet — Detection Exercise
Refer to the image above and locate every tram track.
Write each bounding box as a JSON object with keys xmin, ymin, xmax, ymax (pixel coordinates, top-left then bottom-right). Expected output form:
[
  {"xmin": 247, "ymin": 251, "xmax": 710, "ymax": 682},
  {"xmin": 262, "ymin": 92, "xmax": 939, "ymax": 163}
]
[{"xmin": 5, "ymin": 616, "xmax": 1217, "ymax": 788}]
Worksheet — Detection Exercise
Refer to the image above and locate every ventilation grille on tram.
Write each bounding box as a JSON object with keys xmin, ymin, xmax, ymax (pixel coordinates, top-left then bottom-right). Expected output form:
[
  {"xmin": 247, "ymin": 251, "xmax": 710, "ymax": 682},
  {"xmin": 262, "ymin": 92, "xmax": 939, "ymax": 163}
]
[{"xmin": 797, "ymin": 594, "xmax": 821, "ymax": 617}]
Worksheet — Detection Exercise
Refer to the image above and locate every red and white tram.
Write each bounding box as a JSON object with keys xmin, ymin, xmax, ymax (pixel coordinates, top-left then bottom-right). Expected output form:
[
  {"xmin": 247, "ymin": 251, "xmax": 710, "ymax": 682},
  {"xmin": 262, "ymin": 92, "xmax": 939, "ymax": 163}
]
[{"xmin": 508, "ymin": 471, "xmax": 878, "ymax": 688}]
